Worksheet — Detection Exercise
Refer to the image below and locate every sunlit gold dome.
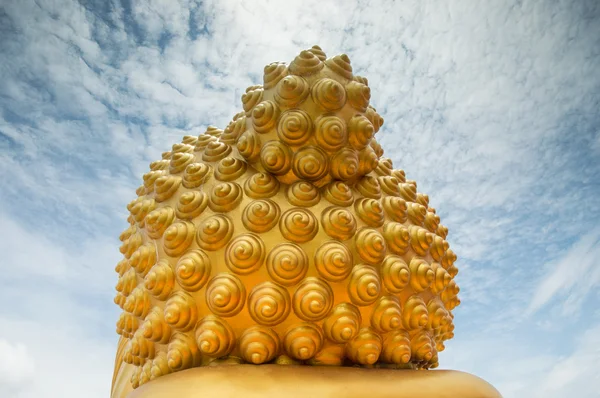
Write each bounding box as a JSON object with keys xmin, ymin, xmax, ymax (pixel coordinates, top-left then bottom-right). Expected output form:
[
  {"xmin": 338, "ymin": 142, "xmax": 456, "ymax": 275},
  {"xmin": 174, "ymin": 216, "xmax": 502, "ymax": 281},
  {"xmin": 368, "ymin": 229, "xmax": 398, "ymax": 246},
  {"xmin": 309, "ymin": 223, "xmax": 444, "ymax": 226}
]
[{"xmin": 112, "ymin": 45, "xmax": 460, "ymax": 394}]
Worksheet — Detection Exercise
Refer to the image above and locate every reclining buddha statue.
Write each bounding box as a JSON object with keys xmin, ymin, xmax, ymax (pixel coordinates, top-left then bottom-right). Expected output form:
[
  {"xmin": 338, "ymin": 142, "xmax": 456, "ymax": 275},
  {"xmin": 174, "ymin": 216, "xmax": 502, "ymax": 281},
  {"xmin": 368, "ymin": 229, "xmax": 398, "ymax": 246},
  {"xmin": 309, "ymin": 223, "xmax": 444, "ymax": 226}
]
[{"xmin": 111, "ymin": 45, "xmax": 502, "ymax": 398}]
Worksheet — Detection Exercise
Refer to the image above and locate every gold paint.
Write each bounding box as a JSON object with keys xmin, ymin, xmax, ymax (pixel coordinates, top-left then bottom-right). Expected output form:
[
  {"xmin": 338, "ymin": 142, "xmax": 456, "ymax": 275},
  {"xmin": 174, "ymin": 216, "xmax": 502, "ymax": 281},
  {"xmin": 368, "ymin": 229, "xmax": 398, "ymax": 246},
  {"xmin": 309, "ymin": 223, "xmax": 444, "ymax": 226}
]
[
  {"xmin": 242, "ymin": 87, "xmax": 263, "ymax": 116},
  {"xmin": 181, "ymin": 135, "xmax": 197, "ymax": 146},
  {"xmin": 208, "ymin": 182, "xmax": 243, "ymax": 212},
  {"xmin": 382, "ymin": 330, "xmax": 411, "ymax": 364},
  {"xmin": 225, "ymin": 233, "xmax": 265, "ymax": 275},
  {"xmin": 354, "ymin": 197, "xmax": 385, "ymax": 227},
  {"xmin": 308, "ymin": 45, "xmax": 326, "ymax": 62},
  {"xmin": 382, "ymin": 222, "xmax": 410, "ymax": 255},
  {"xmin": 242, "ymin": 199, "xmax": 281, "ymax": 233},
  {"xmin": 169, "ymin": 152, "xmax": 194, "ymax": 175},
  {"xmin": 109, "ymin": 45, "xmax": 502, "ymax": 398},
  {"xmin": 370, "ymin": 296, "xmax": 402, "ymax": 333},
  {"xmin": 195, "ymin": 315, "xmax": 236, "ymax": 358},
  {"xmin": 175, "ymin": 191, "xmax": 208, "ymax": 220},
  {"xmin": 348, "ymin": 114, "xmax": 374, "ymax": 150},
  {"xmin": 408, "ymin": 258, "xmax": 435, "ymax": 293},
  {"xmin": 116, "ymin": 268, "xmax": 137, "ymax": 297},
  {"xmin": 237, "ymin": 130, "xmax": 262, "ymax": 162},
  {"xmin": 309, "ymin": 343, "xmax": 344, "ymax": 366},
  {"xmin": 221, "ymin": 116, "xmax": 247, "ymax": 144},
  {"xmin": 124, "ymin": 286, "xmax": 151, "ymax": 319},
  {"xmin": 347, "ymin": 80, "xmax": 371, "ymax": 112},
  {"xmin": 266, "ymin": 243, "xmax": 309, "ymax": 286},
  {"xmin": 312, "ymin": 78, "xmax": 347, "ymax": 111},
  {"xmin": 322, "ymin": 181, "xmax": 354, "ymax": 206},
  {"xmin": 164, "ymin": 291, "xmax": 198, "ymax": 332},
  {"xmin": 263, "ymin": 62, "xmax": 288, "ymax": 89},
  {"xmin": 293, "ymin": 277, "xmax": 333, "ymax": 321},
  {"xmin": 409, "ymin": 226, "xmax": 434, "ymax": 257},
  {"xmin": 248, "ymin": 281, "xmax": 291, "ymax": 326},
  {"xmin": 355, "ymin": 175, "xmax": 382, "ymax": 199},
  {"xmin": 424, "ymin": 211, "xmax": 440, "ymax": 233},
  {"xmin": 315, "ymin": 115, "xmax": 347, "ymax": 151},
  {"xmin": 182, "ymin": 163, "xmax": 211, "ymax": 189},
  {"xmin": 314, "ymin": 241, "xmax": 353, "ymax": 282},
  {"xmin": 402, "ymin": 295, "xmax": 429, "ymax": 331},
  {"xmin": 252, "ymin": 100, "xmax": 280, "ymax": 134},
  {"xmin": 348, "ymin": 264, "xmax": 381, "ymax": 306},
  {"xmin": 143, "ymin": 170, "xmax": 166, "ymax": 194},
  {"xmin": 430, "ymin": 235, "xmax": 449, "ymax": 261},
  {"xmin": 277, "ymin": 109, "xmax": 313, "ymax": 146},
  {"xmin": 150, "ymin": 352, "xmax": 170, "ymax": 380},
  {"xmin": 260, "ymin": 140, "xmax": 292, "ymax": 176},
  {"xmin": 391, "ymin": 169, "xmax": 406, "ymax": 183},
  {"xmin": 286, "ymin": 181, "xmax": 320, "ymax": 207},
  {"xmin": 244, "ymin": 172, "xmax": 280, "ymax": 199},
  {"xmin": 407, "ymin": 202, "xmax": 427, "ymax": 226},
  {"xmin": 292, "ymin": 146, "xmax": 329, "ymax": 181},
  {"xmin": 381, "ymin": 255, "xmax": 410, "ymax": 294},
  {"xmin": 240, "ymin": 326, "xmax": 280, "ymax": 364},
  {"xmin": 379, "ymin": 176, "xmax": 400, "ymax": 196},
  {"xmin": 145, "ymin": 208, "xmax": 175, "ymax": 240},
  {"xmin": 154, "ymin": 176, "xmax": 181, "ymax": 202},
  {"xmin": 130, "ymin": 330, "xmax": 155, "ymax": 360},
  {"xmin": 279, "ymin": 208, "xmax": 319, "ymax": 243},
  {"xmin": 346, "ymin": 327, "xmax": 382, "ymax": 365},
  {"xmin": 289, "ymin": 50, "xmax": 324, "ymax": 76},
  {"xmin": 120, "ymin": 232, "xmax": 143, "ymax": 258},
  {"xmin": 323, "ymin": 302, "xmax": 361, "ymax": 344},
  {"xmin": 321, "ymin": 206, "xmax": 357, "ymax": 241},
  {"xmin": 129, "ymin": 242, "xmax": 156, "ymax": 277},
  {"xmin": 374, "ymin": 158, "xmax": 393, "ymax": 176},
  {"xmin": 283, "ymin": 323, "xmax": 324, "ymax": 360},
  {"xmin": 163, "ymin": 221, "xmax": 195, "ymax": 257},
  {"xmin": 149, "ymin": 159, "xmax": 169, "ymax": 171},
  {"xmin": 142, "ymin": 307, "xmax": 171, "ymax": 344},
  {"xmin": 325, "ymin": 54, "xmax": 353, "ymax": 80},
  {"xmin": 119, "ymin": 225, "xmax": 137, "ymax": 242},
  {"xmin": 399, "ymin": 182, "xmax": 417, "ymax": 202},
  {"xmin": 167, "ymin": 333, "xmax": 201, "ymax": 371},
  {"xmin": 196, "ymin": 214, "xmax": 233, "ymax": 251},
  {"xmin": 355, "ymin": 228, "xmax": 387, "ymax": 265},
  {"xmin": 330, "ymin": 147, "xmax": 359, "ymax": 180},
  {"xmin": 194, "ymin": 134, "xmax": 217, "ymax": 152},
  {"xmin": 274, "ymin": 75, "xmax": 310, "ymax": 107},
  {"xmin": 358, "ymin": 146, "xmax": 379, "ymax": 175},
  {"xmin": 205, "ymin": 126, "xmax": 224, "ymax": 137},
  {"xmin": 144, "ymin": 260, "xmax": 175, "ymax": 300},
  {"xmin": 202, "ymin": 141, "xmax": 232, "ymax": 162},
  {"xmin": 214, "ymin": 157, "xmax": 247, "ymax": 181},
  {"xmin": 205, "ymin": 273, "xmax": 246, "ymax": 317},
  {"xmin": 171, "ymin": 143, "xmax": 194, "ymax": 154},
  {"xmin": 175, "ymin": 250, "xmax": 211, "ymax": 292}
]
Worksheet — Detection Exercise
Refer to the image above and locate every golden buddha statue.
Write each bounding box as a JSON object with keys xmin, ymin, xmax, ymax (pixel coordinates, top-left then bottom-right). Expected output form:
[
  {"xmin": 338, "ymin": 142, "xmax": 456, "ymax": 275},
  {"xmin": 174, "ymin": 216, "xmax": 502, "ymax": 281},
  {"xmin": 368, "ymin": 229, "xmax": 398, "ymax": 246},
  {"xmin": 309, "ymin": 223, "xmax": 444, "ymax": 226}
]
[{"xmin": 111, "ymin": 45, "xmax": 502, "ymax": 398}]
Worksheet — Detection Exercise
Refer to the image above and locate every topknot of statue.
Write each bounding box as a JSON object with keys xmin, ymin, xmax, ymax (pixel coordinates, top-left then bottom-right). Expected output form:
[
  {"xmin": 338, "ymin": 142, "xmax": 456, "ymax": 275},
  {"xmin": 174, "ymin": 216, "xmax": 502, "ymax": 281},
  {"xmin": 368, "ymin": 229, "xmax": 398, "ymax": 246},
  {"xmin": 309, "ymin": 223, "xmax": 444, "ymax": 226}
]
[{"xmin": 236, "ymin": 45, "xmax": 384, "ymax": 187}]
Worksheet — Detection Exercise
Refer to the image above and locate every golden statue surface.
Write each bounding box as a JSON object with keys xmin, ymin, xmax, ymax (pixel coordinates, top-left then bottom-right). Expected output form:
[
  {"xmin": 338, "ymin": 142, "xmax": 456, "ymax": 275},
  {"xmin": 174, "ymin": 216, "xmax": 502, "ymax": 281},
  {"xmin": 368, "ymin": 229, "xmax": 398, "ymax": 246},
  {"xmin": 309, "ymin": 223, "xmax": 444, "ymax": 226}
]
[{"xmin": 111, "ymin": 45, "xmax": 501, "ymax": 398}]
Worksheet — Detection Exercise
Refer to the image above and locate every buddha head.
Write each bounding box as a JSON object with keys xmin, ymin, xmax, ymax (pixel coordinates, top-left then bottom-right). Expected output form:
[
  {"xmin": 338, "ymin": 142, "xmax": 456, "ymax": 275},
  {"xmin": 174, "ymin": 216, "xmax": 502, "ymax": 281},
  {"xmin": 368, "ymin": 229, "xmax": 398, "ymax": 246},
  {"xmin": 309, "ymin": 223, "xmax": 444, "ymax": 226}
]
[{"xmin": 113, "ymin": 45, "xmax": 460, "ymax": 393}]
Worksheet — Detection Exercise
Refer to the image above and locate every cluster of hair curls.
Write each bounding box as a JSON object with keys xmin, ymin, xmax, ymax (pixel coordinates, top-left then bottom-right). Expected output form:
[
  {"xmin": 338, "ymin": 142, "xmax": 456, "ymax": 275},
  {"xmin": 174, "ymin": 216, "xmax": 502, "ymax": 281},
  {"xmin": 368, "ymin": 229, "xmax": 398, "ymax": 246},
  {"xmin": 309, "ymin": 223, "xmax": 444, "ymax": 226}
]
[{"xmin": 113, "ymin": 45, "xmax": 460, "ymax": 390}]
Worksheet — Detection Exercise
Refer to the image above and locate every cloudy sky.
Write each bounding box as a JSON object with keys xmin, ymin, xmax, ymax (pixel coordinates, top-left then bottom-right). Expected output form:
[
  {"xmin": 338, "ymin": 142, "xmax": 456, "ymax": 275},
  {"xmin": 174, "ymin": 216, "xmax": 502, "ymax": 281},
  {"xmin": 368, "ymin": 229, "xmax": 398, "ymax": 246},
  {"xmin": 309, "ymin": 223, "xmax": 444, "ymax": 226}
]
[{"xmin": 0, "ymin": 0, "xmax": 598, "ymax": 397}]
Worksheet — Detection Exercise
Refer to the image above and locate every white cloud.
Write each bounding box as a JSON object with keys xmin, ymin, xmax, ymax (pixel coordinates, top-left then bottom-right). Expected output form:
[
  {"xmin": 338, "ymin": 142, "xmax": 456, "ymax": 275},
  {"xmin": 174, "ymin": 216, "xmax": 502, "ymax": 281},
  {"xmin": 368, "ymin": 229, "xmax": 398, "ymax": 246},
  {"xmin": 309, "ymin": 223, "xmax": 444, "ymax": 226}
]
[
  {"xmin": 528, "ymin": 229, "xmax": 600, "ymax": 315},
  {"xmin": 0, "ymin": 0, "xmax": 598, "ymax": 397},
  {"xmin": 0, "ymin": 210, "xmax": 119, "ymax": 397},
  {"xmin": 443, "ymin": 322, "xmax": 600, "ymax": 398},
  {"xmin": 0, "ymin": 339, "xmax": 35, "ymax": 396}
]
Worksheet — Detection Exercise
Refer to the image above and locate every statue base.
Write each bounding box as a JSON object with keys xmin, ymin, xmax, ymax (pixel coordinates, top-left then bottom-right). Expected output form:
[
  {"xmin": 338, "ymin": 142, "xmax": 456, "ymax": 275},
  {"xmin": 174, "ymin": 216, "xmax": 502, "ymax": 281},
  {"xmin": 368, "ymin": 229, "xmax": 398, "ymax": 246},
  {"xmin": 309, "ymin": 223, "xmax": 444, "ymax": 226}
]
[{"xmin": 120, "ymin": 364, "xmax": 501, "ymax": 398}]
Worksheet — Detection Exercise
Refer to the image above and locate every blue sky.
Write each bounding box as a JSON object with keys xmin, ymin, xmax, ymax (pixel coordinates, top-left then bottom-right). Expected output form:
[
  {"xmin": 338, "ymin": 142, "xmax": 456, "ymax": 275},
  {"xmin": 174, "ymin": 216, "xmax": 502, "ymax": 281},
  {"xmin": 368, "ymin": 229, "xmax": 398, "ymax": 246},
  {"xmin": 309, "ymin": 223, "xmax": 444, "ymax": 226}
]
[{"xmin": 0, "ymin": 0, "xmax": 599, "ymax": 397}]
